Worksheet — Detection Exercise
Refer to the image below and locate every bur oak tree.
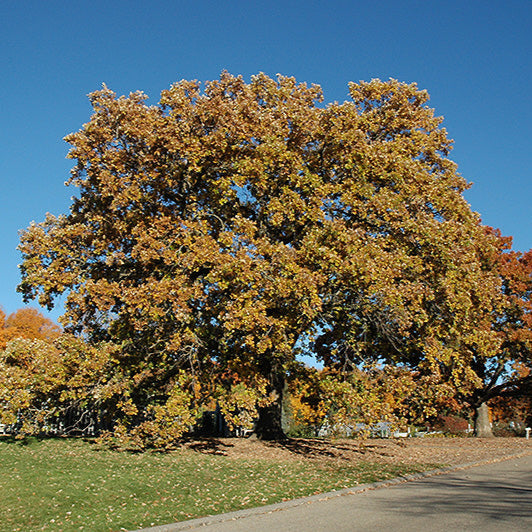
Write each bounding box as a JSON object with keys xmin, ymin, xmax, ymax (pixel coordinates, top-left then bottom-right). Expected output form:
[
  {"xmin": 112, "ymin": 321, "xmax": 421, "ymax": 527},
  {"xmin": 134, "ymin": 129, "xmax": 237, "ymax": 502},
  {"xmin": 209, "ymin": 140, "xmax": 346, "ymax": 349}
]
[{"xmin": 18, "ymin": 73, "xmax": 504, "ymax": 442}]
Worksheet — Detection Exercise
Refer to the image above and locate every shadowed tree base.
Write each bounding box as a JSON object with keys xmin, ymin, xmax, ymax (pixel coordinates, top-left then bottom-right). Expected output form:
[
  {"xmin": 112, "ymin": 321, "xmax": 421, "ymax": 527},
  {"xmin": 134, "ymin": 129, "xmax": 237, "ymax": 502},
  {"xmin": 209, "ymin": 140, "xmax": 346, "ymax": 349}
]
[{"xmin": 254, "ymin": 402, "xmax": 287, "ymax": 440}]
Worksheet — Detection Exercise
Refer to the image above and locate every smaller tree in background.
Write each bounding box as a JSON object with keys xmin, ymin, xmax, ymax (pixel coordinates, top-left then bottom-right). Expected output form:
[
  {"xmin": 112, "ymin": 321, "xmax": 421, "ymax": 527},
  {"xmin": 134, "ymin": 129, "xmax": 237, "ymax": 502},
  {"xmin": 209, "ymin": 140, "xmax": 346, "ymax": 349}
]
[
  {"xmin": 0, "ymin": 307, "xmax": 61, "ymax": 349},
  {"xmin": 464, "ymin": 230, "xmax": 532, "ymax": 437},
  {"xmin": 489, "ymin": 363, "xmax": 532, "ymax": 431}
]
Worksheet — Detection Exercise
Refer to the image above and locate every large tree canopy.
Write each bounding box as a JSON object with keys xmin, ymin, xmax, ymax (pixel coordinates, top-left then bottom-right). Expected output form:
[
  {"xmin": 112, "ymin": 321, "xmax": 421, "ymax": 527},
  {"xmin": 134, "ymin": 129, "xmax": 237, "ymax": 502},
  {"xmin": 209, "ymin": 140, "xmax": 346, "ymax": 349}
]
[{"xmin": 18, "ymin": 73, "xmax": 504, "ymax": 440}]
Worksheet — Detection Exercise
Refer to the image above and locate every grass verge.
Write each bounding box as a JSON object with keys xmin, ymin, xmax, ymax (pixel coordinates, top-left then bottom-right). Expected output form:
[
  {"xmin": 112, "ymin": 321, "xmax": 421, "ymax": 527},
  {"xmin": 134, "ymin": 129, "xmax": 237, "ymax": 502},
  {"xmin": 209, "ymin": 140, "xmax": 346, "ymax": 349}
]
[{"xmin": 0, "ymin": 437, "xmax": 440, "ymax": 531}]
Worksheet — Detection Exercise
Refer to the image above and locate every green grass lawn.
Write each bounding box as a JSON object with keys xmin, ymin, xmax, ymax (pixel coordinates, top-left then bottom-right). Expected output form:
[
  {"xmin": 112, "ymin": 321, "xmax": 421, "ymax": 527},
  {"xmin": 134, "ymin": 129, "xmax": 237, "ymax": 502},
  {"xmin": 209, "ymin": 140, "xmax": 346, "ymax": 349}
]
[{"xmin": 0, "ymin": 437, "xmax": 439, "ymax": 531}]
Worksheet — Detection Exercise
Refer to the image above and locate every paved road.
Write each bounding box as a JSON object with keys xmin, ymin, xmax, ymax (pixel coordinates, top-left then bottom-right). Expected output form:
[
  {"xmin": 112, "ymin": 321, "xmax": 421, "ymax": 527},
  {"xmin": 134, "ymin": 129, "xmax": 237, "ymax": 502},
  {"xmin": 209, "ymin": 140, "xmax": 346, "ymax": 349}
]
[{"xmin": 138, "ymin": 454, "xmax": 532, "ymax": 532}]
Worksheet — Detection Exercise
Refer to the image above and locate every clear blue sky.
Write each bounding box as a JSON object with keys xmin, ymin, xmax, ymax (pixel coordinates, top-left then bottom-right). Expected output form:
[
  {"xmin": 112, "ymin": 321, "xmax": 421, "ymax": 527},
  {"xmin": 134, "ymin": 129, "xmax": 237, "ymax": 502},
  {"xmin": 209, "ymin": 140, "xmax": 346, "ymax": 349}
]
[{"xmin": 1, "ymin": 0, "xmax": 531, "ymax": 323}]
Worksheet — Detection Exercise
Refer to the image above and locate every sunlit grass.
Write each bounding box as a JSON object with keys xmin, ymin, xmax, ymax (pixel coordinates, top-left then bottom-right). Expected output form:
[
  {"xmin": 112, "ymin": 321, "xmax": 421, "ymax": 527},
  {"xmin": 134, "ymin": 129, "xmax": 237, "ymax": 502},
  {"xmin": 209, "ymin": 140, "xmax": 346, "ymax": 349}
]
[{"xmin": 0, "ymin": 437, "xmax": 439, "ymax": 531}]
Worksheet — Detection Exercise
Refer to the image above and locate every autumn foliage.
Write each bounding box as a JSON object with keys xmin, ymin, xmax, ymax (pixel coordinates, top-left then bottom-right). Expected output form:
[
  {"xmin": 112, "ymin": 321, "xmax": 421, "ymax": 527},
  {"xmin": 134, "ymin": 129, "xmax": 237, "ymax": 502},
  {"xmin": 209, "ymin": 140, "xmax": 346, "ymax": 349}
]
[
  {"xmin": 0, "ymin": 307, "xmax": 60, "ymax": 349},
  {"xmin": 7, "ymin": 72, "xmax": 530, "ymax": 445}
]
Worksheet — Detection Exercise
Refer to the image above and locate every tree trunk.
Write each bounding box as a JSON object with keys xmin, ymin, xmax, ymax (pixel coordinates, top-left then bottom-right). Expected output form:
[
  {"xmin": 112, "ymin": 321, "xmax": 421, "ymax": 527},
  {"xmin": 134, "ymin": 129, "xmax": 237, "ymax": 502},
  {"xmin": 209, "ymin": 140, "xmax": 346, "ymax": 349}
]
[
  {"xmin": 474, "ymin": 402, "xmax": 494, "ymax": 438},
  {"xmin": 254, "ymin": 370, "xmax": 286, "ymax": 440}
]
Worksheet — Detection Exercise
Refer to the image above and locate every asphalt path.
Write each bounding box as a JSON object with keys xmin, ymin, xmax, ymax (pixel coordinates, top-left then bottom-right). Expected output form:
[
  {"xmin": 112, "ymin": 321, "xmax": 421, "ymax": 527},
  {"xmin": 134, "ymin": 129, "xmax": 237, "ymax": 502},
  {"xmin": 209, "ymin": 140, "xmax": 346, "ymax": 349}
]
[{"xmin": 137, "ymin": 453, "xmax": 532, "ymax": 532}]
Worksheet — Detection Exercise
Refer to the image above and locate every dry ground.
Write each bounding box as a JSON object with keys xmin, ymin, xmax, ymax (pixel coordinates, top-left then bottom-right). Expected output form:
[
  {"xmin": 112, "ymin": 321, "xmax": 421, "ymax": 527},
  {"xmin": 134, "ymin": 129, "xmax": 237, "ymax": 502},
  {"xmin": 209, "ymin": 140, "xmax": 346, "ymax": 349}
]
[{"xmin": 182, "ymin": 436, "xmax": 532, "ymax": 467}]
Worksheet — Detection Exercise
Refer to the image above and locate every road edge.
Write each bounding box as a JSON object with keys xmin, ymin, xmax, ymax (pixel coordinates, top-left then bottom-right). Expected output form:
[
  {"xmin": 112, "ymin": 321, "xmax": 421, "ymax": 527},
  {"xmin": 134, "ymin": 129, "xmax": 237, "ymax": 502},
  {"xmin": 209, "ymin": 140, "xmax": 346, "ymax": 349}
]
[{"xmin": 132, "ymin": 450, "xmax": 532, "ymax": 532}]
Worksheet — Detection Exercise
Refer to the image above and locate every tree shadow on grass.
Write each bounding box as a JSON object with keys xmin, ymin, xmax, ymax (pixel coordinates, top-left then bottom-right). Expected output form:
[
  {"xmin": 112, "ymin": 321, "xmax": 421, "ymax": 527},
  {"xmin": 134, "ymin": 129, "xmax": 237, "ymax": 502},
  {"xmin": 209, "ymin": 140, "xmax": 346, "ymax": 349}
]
[
  {"xmin": 262, "ymin": 437, "xmax": 396, "ymax": 461},
  {"xmin": 182, "ymin": 437, "xmax": 235, "ymax": 455},
  {"xmin": 177, "ymin": 435, "xmax": 408, "ymax": 461}
]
